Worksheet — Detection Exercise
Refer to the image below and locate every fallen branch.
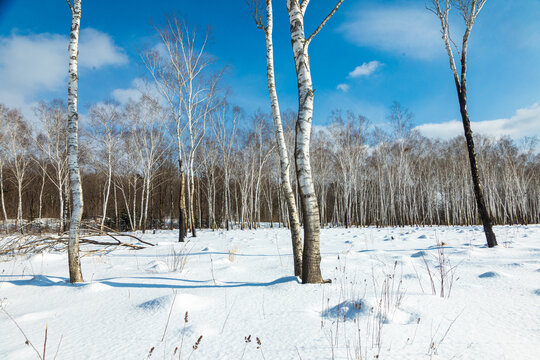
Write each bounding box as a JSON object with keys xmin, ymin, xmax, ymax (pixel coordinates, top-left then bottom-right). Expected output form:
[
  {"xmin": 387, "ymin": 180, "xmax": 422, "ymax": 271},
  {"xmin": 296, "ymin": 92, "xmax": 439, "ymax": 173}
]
[{"xmin": 0, "ymin": 228, "xmax": 152, "ymax": 257}]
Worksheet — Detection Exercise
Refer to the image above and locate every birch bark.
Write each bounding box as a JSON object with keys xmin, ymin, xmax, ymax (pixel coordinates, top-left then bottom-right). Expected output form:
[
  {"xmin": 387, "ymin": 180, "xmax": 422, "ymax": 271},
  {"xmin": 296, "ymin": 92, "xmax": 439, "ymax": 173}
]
[
  {"xmin": 257, "ymin": 0, "xmax": 303, "ymax": 277},
  {"xmin": 66, "ymin": 0, "xmax": 84, "ymax": 283},
  {"xmin": 286, "ymin": 0, "xmax": 344, "ymax": 283}
]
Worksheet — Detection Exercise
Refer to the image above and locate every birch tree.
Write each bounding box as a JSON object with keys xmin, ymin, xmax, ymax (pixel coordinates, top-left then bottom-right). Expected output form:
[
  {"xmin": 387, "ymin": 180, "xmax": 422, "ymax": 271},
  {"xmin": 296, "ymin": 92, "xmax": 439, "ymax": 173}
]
[
  {"xmin": 143, "ymin": 16, "xmax": 219, "ymax": 240},
  {"xmin": 66, "ymin": 0, "xmax": 84, "ymax": 283},
  {"xmin": 0, "ymin": 105, "xmax": 9, "ymax": 229},
  {"xmin": 124, "ymin": 96, "xmax": 169, "ymax": 233},
  {"xmin": 88, "ymin": 102, "xmax": 122, "ymax": 233},
  {"xmin": 5, "ymin": 110, "xmax": 31, "ymax": 229},
  {"xmin": 249, "ymin": 0, "xmax": 303, "ymax": 278},
  {"xmin": 286, "ymin": 0, "xmax": 344, "ymax": 283},
  {"xmin": 34, "ymin": 101, "xmax": 69, "ymax": 234},
  {"xmin": 429, "ymin": 0, "xmax": 497, "ymax": 247},
  {"xmin": 211, "ymin": 103, "xmax": 238, "ymax": 230}
]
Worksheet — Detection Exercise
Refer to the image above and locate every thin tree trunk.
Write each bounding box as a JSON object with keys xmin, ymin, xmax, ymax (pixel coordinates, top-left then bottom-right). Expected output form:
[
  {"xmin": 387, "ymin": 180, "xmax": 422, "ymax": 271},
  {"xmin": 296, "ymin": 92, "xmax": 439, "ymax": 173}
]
[
  {"xmin": 260, "ymin": 0, "xmax": 302, "ymax": 278},
  {"xmin": 66, "ymin": 0, "xmax": 84, "ymax": 283},
  {"xmin": 38, "ymin": 165, "xmax": 46, "ymax": 222},
  {"xmin": 17, "ymin": 179, "xmax": 23, "ymax": 229},
  {"xmin": 287, "ymin": 1, "xmax": 322, "ymax": 283},
  {"xmin": 458, "ymin": 96, "xmax": 497, "ymax": 247},
  {"xmin": 178, "ymin": 159, "xmax": 187, "ymax": 242},
  {"xmin": 100, "ymin": 154, "xmax": 112, "ymax": 234},
  {"xmin": 114, "ymin": 181, "xmax": 119, "ymax": 230},
  {"xmin": 58, "ymin": 174, "xmax": 65, "ymax": 234},
  {"xmin": 0, "ymin": 165, "xmax": 7, "ymax": 227},
  {"xmin": 432, "ymin": 0, "xmax": 497, "ymax": 247}
]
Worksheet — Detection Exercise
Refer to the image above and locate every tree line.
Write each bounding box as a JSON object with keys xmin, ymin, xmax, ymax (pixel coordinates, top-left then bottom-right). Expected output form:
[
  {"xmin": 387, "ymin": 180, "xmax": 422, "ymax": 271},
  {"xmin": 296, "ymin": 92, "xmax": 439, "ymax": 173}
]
[{"xmin": 1, "ymin": 100, "xmax": 538, "ymax": 234}]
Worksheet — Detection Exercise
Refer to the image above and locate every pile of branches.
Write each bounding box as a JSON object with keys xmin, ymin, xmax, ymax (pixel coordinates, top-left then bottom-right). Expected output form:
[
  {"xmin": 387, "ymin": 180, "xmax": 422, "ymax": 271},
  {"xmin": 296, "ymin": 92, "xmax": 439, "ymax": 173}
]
[{"xmin": 0, "ymin": 222, "xmax": 154, "ymax": 257}]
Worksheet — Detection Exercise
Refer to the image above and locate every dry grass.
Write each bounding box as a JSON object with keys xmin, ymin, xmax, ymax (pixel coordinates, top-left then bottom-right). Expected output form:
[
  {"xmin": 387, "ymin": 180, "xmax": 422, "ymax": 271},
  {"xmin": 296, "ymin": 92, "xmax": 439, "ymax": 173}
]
[{"xmin": 228, "ymin": 246, "xmax": 238, "ymax": 262}]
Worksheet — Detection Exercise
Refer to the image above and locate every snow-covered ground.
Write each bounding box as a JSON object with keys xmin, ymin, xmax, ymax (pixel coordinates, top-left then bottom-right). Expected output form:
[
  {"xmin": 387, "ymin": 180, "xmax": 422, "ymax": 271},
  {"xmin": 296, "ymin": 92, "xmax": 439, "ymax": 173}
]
[{"xmin": 1, "ymin": 225, "xmax": 539, "ymax": 359}]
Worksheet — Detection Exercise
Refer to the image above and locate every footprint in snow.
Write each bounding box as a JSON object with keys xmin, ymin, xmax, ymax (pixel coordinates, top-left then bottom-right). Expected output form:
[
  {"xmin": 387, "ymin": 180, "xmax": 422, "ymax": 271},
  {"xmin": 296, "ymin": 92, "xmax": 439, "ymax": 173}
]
[
  {"xmin": 418, "ymin": 235, "xmax": 427, "ymax": 239},
  {"xmin": 322, "ymin": 300, "xmax": 366, "ymax": 321},
  {"xmin": 533, "ymin": 289, "xmax": 540, "ymax": 296},
  {"xmin": 137, "ymin": 296, "xmax": 170, "ymax": 311},
  {"xmin": 145, "ymin": 260, "xmax": 168, "ymax": 273},
  {"xmin": 478, "ymin": 271, "xmax": 499, "ymax": 278},
  {"xmin": 411, "ymin": 251, "xmax": 427, "ymax": 258}
]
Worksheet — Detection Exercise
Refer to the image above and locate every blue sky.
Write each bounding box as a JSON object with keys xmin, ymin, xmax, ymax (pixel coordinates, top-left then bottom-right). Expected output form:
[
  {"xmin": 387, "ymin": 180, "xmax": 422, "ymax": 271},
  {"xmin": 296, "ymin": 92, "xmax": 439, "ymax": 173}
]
[{"xmin": 1, "ymin": 0, "xmax": 539, "ymax": 139}]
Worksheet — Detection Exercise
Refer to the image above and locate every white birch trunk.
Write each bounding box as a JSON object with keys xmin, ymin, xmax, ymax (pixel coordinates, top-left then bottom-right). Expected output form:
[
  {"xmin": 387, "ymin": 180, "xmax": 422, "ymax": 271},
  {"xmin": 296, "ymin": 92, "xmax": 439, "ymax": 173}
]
[
  {"xmin": 286, "ymin": 0, "xmax": 322, "ymax": 283},
  {"xmin": 0, "ymin": 165, "xmax": 7, "ymax": 225},
  {"xmin": 59, "ymin": 181, "xmax": 64, "ymax": 234},
  {"xmin": 66, "ymin": 0, "xmax": 84, "ymax": 283},
  {"xmin": 100, "ymin": 152, "xmax": 112, "ymax": 234},
  {"xmin": 38, "ymin": 166, "xmax": 46, "ymax": 222}
]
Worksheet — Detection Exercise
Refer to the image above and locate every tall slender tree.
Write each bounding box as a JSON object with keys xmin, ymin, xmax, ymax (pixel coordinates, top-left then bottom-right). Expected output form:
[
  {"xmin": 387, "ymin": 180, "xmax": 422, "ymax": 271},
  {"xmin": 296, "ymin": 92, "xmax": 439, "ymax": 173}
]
[
  {"xmin": 0, "ymin": 105, "xmax": 8, "ymax": 228},
  {"xmin": 429, "ymin": 0, "xmax": 497, "ymax": 247},
  {"xmin": 286, "ymin": 0, "xmax": 344, "ymax": 283},
  {"xmin": 34, "ymin": 101, "xmax": 70, "ymax": 234},
  {"xmin": 4, "ymin": 110, "xmax": 31, "ymax": 229},
  {"xmin": 249, "ymin": 0, "xmax": 303, "ymax": 278},
  {"xmin": 66, "ymin": 0, "xmax": 84, "ymax": 282}
]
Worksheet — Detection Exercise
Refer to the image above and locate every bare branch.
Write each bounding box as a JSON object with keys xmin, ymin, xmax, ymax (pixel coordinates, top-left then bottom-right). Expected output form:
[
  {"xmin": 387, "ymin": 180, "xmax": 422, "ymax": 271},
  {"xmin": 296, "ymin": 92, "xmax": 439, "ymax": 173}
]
[
  {"xmin": 246, "ymin": 0, "xmax": 266, "ymax": 30},
  {"xmin": 65, "ymin": 0, "xmax": 73, "ymax": 12},
  {"xmin": 305, "ymin": 0, "xmax": 345, "ymax": 48},
  {"xmin": 300, "ymin": 0, "xmax": 310, "ymax": 16}
]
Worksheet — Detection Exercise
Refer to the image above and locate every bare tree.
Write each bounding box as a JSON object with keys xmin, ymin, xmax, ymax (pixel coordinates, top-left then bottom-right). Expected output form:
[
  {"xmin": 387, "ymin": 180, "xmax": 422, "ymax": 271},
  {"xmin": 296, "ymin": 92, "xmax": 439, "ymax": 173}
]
[
  {"xmin": 66, "ymin": 0, "xmax": 84, "ymax": 282},
  {"xmin": 249, "ymin": 0, "xmax": 303, "ymax": 278},
  {"xmin": 211, "ymin": 102, "xmax": 239, "ymax": 230},
  {"xmin": 143, "ymin": 16, "xmax": 220, "ymax": 241},
  {"xmin": 124, "ymin": 96, "xmax": 169, "ymax": 233},
  {"xmin": 286, "ymin": 0, "xmax": 344, "ymax": 283},
  {"xmin": 34, "ymin": 101, "xmax": 69, "ymax": 234},
  {"xmin": 4, "ymin": 110, "xmax": 32, "ymax": 229},
  {"xmin": 0, "ymin": 105, "xmax": 9, "ymax": 228},
  {"xmin": 429, "ymin": 0, "xmax": 497, "ymax": 247},
  {"xmin": 88, "ymin": 101, "xmax": 122, "ymax": 234}
]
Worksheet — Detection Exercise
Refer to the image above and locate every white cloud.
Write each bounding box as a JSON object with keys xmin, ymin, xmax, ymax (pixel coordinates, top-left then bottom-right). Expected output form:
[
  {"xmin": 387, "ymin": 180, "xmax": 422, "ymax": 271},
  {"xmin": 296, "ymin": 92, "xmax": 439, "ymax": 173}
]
[
  {"xmin": 0, "ymin": 28, "xmax": 127, "ymax": 119},
  {"xmin": 111, "ymin": 78, "xmax": 165, "ymax": 106},
  {"xmin": 336, "ymin": 83, "xmax": 350, "ymax": 92},
  {"xmin": 415, "ymin": 103, "xmax": 540, "ymax": 140},
  {"xmin": 348, "ymin": 61, "xmax": 382, "ymax": 78},
  {"xmin": 79, "ymin": 28, "xmax": 128, "ymax": 69},
  {"xmin": 111, "ymin": 87, "xmax": 142, "ymax": 104},
  {"xmin": 339, "ymin": 6, "xmax": 443, "ymax": 60}
]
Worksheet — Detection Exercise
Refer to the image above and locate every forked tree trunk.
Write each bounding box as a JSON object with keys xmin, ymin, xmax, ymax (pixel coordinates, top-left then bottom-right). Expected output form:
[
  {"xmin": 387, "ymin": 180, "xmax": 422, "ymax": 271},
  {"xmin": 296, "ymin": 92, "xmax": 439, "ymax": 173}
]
[
  {"xmin": 431, "ymin": 0, "xmax": 497, "ymax": 247},
  {"xmin": 66, "ymin": 0, "xmax": 84, "ymax": 283},
  {"xmin": 261, "ymin": 0, "xmax": 303, "ymax": 278},
  {"xmin": 286, "ymin": 1, "xmax": 323, "ymax": 284},
  {"xmin": 285, "ymin": 0, "xmax": 344, "ymax": 282}
]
